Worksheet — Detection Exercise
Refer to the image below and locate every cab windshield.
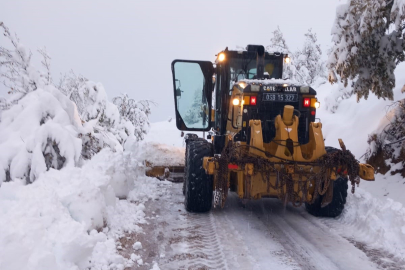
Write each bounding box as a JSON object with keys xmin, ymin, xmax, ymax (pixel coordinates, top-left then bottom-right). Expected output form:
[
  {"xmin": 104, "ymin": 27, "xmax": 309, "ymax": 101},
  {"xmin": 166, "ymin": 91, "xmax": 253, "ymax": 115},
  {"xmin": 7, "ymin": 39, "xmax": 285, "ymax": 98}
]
[{"xmin": 228, "ymin": 57, "xmax": 282, "ymax": 84}]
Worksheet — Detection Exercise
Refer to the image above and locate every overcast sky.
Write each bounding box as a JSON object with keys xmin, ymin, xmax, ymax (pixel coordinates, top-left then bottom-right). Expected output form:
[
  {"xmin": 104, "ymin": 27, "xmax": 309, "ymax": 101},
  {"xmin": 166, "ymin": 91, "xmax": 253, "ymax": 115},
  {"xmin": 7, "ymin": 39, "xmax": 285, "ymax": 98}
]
[{"xmin": 1, "ymin": 0, "xmax": 343, "ymax": 122}]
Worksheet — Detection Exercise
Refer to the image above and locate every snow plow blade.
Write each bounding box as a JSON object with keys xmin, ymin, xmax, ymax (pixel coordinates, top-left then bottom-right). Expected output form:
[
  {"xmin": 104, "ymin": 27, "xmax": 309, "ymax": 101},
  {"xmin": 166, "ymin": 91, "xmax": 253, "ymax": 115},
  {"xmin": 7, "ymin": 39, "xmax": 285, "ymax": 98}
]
[
  {"xmin": 359, "ymin": 163, "xmax": 375, "ymax": 181},
  {"xmin": 338, "ymin": 139, "xmax": 375, "ymax": 181},
  {"xmin": 145, "ymin": 161, "xmax": 184, "ymax": 182}
]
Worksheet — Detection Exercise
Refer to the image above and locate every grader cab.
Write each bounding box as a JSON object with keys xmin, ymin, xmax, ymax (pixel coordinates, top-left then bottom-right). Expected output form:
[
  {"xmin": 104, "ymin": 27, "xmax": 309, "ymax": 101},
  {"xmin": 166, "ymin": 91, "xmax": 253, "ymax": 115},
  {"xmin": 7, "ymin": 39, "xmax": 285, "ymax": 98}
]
[{"xmin": 171, "ymin": 45, "xmax": 374, "ymax": 217}]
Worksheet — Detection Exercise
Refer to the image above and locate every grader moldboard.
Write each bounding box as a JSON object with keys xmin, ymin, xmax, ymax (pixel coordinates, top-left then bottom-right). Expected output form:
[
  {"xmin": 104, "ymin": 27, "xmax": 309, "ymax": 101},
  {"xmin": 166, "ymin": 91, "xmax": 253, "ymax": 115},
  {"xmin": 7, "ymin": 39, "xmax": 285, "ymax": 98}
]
[{"xmin": 170, "ymin": 45, "xmax": 374, "ymax": 217}]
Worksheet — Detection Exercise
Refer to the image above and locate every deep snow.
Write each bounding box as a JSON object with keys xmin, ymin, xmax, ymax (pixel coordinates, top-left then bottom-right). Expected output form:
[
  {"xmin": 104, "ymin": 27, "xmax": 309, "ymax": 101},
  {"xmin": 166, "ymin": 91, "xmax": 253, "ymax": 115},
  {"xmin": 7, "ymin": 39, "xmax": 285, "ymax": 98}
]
[
  {"xmin": 0, "ymin": 148, "xmax": 163, "ymax": 270},
  {"xmin": 2, "ymin": 65, "xmax": 405, "ymax": 270}
]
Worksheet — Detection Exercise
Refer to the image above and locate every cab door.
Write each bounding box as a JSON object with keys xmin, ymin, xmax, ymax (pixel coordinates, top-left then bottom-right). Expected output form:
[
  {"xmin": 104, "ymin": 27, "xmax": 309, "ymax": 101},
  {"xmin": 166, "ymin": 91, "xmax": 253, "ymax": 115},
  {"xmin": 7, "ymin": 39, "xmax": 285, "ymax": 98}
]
[{"xmin": 171, "ymin": 60, "xmax": 214, "ymax": 131}]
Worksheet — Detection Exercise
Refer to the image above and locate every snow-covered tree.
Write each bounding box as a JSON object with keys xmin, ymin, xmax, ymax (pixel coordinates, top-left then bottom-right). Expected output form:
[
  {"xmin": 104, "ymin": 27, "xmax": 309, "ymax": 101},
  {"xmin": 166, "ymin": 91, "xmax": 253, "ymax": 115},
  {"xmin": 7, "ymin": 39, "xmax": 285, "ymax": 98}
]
[
  {"xmin": 266, "ymin": 26, "xmax": 294, "ymax": 80},
  {"xmin": 57, "ymin": 70, "xmax": 123, "ymax": 158},
  {"xmin": 267, "ymin": 26, "xmax": 290, "ymax": 54},
  {"xmin": 0, "ymin": 22, "xmax": 83, "ymax": 182},
  {"xmin": 112, "ymin": 94, "xmax": 153, "ymax": 141},
  {"xmin": 0, "ymin": 22, "xmax": 152, "ymax": 183},
  {"xmin": 183, "ymin": 89, "xmax": 206, "ymax": 126},
  {"xmin": 0, "ymin": 22, "xmax": 50, "ymax": 103},
  {"xmin": 267, "ymin": 27, "xmax": 326, "ymax": 85},
  {"xmin": 294, "ymin": 29, "xmax": 326, "ymax": 85},
  {"xmin": 328, "ymin": 0, "xmax": 405, "ymax": 101}
]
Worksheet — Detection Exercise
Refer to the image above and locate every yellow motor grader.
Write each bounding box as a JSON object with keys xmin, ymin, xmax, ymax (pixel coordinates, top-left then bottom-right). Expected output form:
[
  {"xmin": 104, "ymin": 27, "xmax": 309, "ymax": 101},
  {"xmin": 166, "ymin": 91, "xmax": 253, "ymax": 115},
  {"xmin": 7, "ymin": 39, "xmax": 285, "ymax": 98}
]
[{"xmin": 171, "ymin": 45, "xmax": 374, "ymax": 217}]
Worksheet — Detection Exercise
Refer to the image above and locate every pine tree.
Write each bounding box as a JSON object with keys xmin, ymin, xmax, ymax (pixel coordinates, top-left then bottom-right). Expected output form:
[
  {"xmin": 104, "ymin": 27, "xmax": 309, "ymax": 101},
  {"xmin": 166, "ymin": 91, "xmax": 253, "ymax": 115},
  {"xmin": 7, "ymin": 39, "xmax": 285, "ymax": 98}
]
[{"xmin": 328, "ymin": 0, "xmax": 405, "ymax": 100}]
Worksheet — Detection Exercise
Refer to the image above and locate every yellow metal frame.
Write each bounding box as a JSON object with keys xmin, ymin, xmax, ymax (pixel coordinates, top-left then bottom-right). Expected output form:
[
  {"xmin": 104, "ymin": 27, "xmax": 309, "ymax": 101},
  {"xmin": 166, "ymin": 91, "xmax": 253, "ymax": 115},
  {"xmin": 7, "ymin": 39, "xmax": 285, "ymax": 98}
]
[{"xmin": 203, "ymin": 103, "xmax": 375, "ymax": 202}]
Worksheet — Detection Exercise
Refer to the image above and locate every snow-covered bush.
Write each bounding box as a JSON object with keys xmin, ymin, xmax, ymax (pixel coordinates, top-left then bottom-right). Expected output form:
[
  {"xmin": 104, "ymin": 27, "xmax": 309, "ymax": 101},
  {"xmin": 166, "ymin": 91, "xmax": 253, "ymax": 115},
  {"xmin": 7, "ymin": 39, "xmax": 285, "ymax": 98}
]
[
  {"xmin": 328, "ymin": 0, "xmax": 405, "ymax": 101},
  {"xmin": 0, "ymin": 22, "xmax": 158, "ymax": 269},
  {"xmin": 0, "ymin": 87, "xmax": 83, "ymax": 183},
  {"xmin": 112, "ymin": 93, "xmax": 152, "ymax": 142},
  {"xmin": 0, "ymin": 22, "xmax": 151, "ymax": 183},
  {"xmin": 0, "ymin": 23, "xmax": 81, "ymax": 183},
  {"xmin": 58, "ymin": 71, "xmax": 125, "ymax": 157}
]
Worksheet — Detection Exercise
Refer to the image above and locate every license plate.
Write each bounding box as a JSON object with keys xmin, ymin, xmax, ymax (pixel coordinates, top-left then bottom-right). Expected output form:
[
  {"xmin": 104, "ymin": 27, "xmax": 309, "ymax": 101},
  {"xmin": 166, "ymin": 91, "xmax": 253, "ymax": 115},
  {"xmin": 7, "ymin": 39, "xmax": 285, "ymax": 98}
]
[{"xmin": 262, "ymin": 93, "xmax": 298, "ymax": 102}]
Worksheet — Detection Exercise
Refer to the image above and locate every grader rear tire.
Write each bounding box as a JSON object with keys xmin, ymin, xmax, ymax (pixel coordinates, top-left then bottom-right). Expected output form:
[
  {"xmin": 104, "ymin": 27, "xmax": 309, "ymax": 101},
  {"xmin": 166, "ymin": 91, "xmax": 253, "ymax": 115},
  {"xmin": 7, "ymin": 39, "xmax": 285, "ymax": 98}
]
[
  {"xmin": 305, "ymin": 147, "xmax": 349, "ymax": 218},
  {"xmin": 184, "ymin": 140, "xmax": 213, "ymax": 212}
]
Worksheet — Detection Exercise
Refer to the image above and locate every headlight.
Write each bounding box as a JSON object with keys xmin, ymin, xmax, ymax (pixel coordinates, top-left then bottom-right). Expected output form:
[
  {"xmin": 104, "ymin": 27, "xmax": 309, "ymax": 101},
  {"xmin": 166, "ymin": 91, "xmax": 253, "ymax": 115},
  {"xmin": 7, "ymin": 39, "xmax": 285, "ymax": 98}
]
[
  {"xmin": 232, "ymin": 98, "xmax": 240, "ymax": 106},
  {"xmin": 218, "ymin": 53, "xmax": 226, "ymax": 62},
  {"xmin": 300, "ymin": 86, "xmax": 309, "ymax": 93},
  {"xmin": 238, "ymin": 82, "xmax": 247, "ymax": 89},
  {"xmin": 284, "ymin": 57, "xmax": 291, "ymax": 64}
]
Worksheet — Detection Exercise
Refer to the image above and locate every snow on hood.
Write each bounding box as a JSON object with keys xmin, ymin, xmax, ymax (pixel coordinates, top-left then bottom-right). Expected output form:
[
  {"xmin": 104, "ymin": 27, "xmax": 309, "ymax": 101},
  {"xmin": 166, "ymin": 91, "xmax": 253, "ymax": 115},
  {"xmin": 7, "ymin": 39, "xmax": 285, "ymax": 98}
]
[{"xmin": 240, "ymin": 78, "xmax": 301, "ymax": 86}]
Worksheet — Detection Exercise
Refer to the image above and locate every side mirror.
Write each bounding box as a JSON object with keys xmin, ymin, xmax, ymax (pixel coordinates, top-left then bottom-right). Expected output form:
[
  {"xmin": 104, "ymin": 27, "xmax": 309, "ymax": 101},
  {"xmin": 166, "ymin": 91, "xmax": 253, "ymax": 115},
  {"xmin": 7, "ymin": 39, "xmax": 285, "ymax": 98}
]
[{"xmin": 176, "ymin": 88, "xmax": 182, "ymax": 97}]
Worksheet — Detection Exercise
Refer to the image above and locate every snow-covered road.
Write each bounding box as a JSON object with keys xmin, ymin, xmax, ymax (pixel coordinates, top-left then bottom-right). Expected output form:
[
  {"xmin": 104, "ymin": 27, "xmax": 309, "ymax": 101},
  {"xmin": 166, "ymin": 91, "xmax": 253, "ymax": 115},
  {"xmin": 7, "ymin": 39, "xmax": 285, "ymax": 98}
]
[{"xmin": 131, "ymin": 181, "xmax": 405, "ymax": 270}]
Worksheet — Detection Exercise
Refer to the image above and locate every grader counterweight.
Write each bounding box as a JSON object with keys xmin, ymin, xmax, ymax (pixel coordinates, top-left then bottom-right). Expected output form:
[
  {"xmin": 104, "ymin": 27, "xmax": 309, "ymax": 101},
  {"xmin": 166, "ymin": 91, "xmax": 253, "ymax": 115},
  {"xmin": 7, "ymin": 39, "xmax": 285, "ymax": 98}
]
[{"xmin": 171, "ymin": 45, "xmax": 374, "ymax": 217}]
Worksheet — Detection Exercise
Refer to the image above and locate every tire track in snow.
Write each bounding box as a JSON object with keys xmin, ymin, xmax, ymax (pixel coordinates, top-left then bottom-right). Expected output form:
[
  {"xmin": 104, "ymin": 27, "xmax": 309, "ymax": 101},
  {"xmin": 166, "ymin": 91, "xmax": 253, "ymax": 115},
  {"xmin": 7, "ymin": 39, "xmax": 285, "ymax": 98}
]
[
  {"xmin": 294, "ymin": 202, "xmax": 405, "ymax": 270},
  {"xmin": 253, "ymin": 197, "xmax": 380, "ymax": 270},
  {"xmin": 210, "ymin": 208, "xmax": 256, "ymax": 269},
  {"xmin": 347, "ymin": 239, "xmax": 405, "ymax": 270},
  {"xmin": 157, "ymin": 184, "xmax": 227, "ymax": 270},
  {"xmin": 216, "ymin": 194, "xmax": 303, "ymax": 270},
  {"xmin": 151, "ymin": 182, "xmax": 399, "ymax": 270},
  {"xmin": 163, "ymin": 214, "xmax": 227, "ymax": 269}
]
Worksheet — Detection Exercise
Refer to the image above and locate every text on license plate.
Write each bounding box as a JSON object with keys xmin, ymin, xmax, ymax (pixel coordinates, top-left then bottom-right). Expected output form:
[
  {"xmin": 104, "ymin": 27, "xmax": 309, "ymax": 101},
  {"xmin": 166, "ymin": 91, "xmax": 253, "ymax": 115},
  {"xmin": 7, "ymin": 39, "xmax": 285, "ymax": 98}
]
[{"xmin": 262, "ymin": 93, "xmax": 298, "ymax": 102}]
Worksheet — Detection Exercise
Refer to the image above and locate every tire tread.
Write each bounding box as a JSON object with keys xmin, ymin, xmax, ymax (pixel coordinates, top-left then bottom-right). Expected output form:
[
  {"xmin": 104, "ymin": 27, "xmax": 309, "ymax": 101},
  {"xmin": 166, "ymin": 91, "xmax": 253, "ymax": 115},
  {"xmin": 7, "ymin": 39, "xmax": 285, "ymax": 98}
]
[{"xmin": 184, "ymin": 140, "xmax": 213, "ymax": 212}]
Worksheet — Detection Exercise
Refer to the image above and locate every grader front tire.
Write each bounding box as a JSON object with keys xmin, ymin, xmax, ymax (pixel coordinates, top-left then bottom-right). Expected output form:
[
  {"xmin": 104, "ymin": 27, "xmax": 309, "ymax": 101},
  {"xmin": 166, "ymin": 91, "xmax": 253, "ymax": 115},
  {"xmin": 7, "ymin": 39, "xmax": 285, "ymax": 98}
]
[
  {"xmin": 305, "ymin": 177, "xmax": 348, "ymax": 218},
  {"xmin": 305, "ymin": 147, "xmax": 349, "ymax": 218},
  {"xmin": 184, "ymin": 140, "xmax": 213, "ymax": 213},
  {"xmin": 183, "ymin": 136, "xmax": 205, "ymax": 195}
]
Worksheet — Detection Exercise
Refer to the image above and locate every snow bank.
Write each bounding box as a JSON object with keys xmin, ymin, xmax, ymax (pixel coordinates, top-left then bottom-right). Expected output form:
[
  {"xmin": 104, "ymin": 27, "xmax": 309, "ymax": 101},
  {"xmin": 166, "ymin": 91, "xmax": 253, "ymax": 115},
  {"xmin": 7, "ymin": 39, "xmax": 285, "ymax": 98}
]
[
  {"xmin": 140, "ymin": 142, "xmax": 185, "ymax": 167},
  {"xmin": 361, "ymin": 167, "xmax": 405, "ymax": 206},
  {"xmin": 0, "ymin": 148, "xmax": 159, "ymax": 270},
  {"xmin": 0, "ymin": 23, "xmax": 159, "ymax": 269},
  {"xmin": 317, "ymin": 63, "xmax": 405, "ymax": 158},
  {"xmin": 318, "ymin": 63, "xmax": 405, "ymax": 260},
  {"xmin": 141, "ymin": 119, "xmax": 186, "ymax": 167},
  {"xmin": 143, "ymin": 118, "xmax": 184, "ymax": 147},
  {"xmin": 336, "ymin": 188, "xmax": 405, "ymax": 260}
]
